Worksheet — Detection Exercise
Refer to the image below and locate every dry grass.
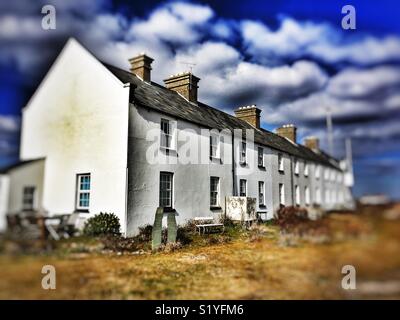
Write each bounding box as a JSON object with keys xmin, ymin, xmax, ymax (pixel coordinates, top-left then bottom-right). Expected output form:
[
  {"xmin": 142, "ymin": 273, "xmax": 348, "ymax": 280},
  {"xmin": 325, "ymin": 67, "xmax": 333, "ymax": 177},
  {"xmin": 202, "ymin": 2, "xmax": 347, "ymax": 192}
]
[{"xmin": 1, "ymin": 205, "xmax": 400, "ymax": 299}]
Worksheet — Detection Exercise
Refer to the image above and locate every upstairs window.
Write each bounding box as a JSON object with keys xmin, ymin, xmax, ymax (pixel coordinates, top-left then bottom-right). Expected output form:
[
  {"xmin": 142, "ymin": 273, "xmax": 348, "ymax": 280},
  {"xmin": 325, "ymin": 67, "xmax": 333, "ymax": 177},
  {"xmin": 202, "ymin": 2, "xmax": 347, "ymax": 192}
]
[
  {"xmin": 278, "ymin": 154, "xmax": 284, "ymax": 172},
  {"xmin": 160, "ymin": 119, "xmax": 172, "ymax": 149},
  {"xmin": 210, "ymin": 134, "xmax": 219, "ymax": 158},
  {"xmin": 240, "ymin": 141, "xmax": 247, "ymax": 164},
  {"xmin": 77, "ymin": 174, "xmax": 90, "ymax": 210},
  {"xmin": 324, "ymin": 169, "xmax": 329, "ymax": 180},
  {"xmin": 294, "ymin": 159, "xmax": 299, "ymax": 175},
  {"xmin": 258, "ymin": 181, "xmax": 265, "ymax": 206},
  {"xmin": 23, "ymin": 186, "xmax": 35, "ymax": 211},
  {"xmin": 159, "ymin": 172, "xmax": 173, "ymax": 209},
  {"xmin": 304, "ymin": 162, "xmax": 309, "ymax": 177},
  {"xmin": 239, "ymin": 179, "xmax": 247, "ymax": 197},
  {"xmin": 315, "ymin": 165, "xmax": 320, "ymax": 179},
  {"xmin": 258, "ymin": 147, "xmax": 264, "ymax": 167},
  {"xmin": 210, "ymin": 177, "xmax": 220, "ymax": 207}
]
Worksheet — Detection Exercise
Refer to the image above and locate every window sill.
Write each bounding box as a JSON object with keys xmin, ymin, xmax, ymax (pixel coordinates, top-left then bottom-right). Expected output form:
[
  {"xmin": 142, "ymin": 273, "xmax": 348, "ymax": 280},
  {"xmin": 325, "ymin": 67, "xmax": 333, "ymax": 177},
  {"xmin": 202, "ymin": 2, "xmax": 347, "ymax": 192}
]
[
  {"xmin": 210, "ymin": 206, "xmax": 222, "ymax": 211},
  {"xmin": 162, "ymin": 207, "xmax": 176, "ymax": 213},
  {"xmin": 76, "ymin": 209, "xmax": 89, "ymax": 213},
  {"xmin": 210, "ymin": 156, "xmax": 222, "ymax": 164},
  {"xmin": 258, "ymin": 165, "xmax": 266, "ymax": 170},
  {"xmin": 259, "ymin": 205, "xmax": 266, "ymax": 209},
  {"xmin": 240, "ymin": 161, "xmax": 247, "ymax": 166},
  {"xmin": 160, "ymin": 147, "xmax": 177, "ymax": 156},
  {"xmin": 278, "ymin": 169, "xmax": 284, "ymax": 174}
]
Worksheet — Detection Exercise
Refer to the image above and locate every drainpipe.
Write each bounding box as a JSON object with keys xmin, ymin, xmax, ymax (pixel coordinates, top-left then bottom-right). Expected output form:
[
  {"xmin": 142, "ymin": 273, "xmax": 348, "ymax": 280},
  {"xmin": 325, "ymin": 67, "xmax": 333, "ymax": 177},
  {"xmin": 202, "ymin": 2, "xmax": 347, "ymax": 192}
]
[
  {"xmin": 290, "ymin": 155, "xmax": 295, "ymax": 206},
  {"xmin": 231, "ymin": 131, "xmax": 237, "ymax": 196}
]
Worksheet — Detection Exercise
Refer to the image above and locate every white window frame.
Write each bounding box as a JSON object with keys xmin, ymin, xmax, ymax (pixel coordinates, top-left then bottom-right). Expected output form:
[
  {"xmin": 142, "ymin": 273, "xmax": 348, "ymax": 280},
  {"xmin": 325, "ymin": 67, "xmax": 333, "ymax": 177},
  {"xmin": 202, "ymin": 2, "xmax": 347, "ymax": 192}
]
[
  {"xmin": 304, "ymin": 162, "xmax": 309, "ymax": 177},
  {"xmin": 258, "ymin": 147, "xmax": 264, "ymax": 167},
  {"xmin": 76, "ymin": 174, "xmax": 91, "ymax": 211},
  {"xmin": 210, "ymin": 176, "xmax": 220, "ymax": 207},
  {"xmin": 315, "ymin": 165, "xmax": 320, "ymax": 179},
  {"xmin": 210, "ymin": 133, "xmax": 220, "ymax": 159},
  {"xmin": 316, "ymin": 187, "xmax": 321, "ymax": 205},
  {"xmin": 295, "ymin": 185, "xmax": 300, "ymax": 206},
  {"xmin": 22, "ymin": 186, "xmax": 35, "ymax": 211},
  {"xmin": 294, "ymin": 159, "xmax": 299, "ymax": 175},
  {"xmin": 305, "ymin": 186, "xmax": 310, "ymax": 206},
  {"xmin": 240, "ymin": 141, "xmax": 247, "ymax": 164},
  {"xmin": 279, "ymin": 183, "xmax": 285, "ymax": 205},
  {"xmin": 239, "ymin": 179, "xmax": 247, "ymax": 197},
  {"xmin": 159, "ymin": 172, "xmax": 173, "ymax": 209},
  {"xmin": 160, "ymin": 118, "xmax": 173, "ymax": 150},
  {"xmin": 258, "ymin": 181, "xmax": 265, "ymax": 206},
  {"xmin": 278, "ymin": 153, "xmax": 284, "ymax": 172}
]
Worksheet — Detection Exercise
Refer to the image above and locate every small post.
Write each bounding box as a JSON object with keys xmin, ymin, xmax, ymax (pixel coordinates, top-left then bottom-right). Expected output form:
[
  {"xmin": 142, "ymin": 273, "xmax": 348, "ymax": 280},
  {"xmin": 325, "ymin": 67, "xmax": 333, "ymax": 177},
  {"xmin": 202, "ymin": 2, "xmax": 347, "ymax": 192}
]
[
  {"xmin": 167, "ymin": 211, "xmax": 177, "ymax": 243},
  {"xmin": 152, "ymin": 207, "xmax": 163, "ymax": 251}
]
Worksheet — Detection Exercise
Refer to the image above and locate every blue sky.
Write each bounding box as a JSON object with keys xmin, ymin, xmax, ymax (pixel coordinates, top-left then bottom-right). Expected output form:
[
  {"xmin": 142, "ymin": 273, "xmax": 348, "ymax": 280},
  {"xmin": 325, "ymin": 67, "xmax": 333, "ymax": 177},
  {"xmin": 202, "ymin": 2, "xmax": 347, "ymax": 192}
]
[{"xmin": 0, "ymin": 0, "xmax": 400, "ymax": 199}]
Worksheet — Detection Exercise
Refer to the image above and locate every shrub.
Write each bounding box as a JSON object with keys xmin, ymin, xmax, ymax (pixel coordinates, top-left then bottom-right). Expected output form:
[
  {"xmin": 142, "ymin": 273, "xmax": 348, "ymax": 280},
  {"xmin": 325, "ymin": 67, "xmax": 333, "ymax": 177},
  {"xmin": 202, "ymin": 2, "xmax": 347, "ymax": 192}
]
[
  {"xmin": 83, "ymin": 212, "xmax": 121, "ymax": 237},
  {"xmin": 137, "ymin": 224, "xmax": 153, "ymax": 242}
]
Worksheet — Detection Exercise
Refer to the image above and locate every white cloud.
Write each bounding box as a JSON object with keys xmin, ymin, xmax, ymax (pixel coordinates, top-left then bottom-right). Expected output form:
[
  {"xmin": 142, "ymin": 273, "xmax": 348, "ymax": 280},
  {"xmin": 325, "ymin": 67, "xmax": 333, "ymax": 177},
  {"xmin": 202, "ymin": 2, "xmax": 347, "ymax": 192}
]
[
  {"xmin": 0, "ymin": 115, "xmax": 20, "ymax": 133},
  {"xmin": 241, "ymin": 17, "xmax": 400, "ymax": 65}
]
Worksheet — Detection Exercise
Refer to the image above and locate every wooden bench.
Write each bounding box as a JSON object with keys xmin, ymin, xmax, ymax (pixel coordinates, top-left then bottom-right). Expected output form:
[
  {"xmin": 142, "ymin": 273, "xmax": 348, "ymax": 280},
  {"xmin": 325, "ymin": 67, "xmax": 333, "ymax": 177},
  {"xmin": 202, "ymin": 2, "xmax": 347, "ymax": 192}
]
[{"xmin": 194, "ymin": 216, "xmax": 224, "ymax": 235}]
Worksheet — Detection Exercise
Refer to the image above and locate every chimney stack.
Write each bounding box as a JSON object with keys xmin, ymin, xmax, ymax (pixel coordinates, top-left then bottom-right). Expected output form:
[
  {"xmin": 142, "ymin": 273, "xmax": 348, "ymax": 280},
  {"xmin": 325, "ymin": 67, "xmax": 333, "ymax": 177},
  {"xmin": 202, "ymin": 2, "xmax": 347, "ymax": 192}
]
[
  {"xmin": 276, "ymin": 124, "xmax": 297, "ymax": 143},
  {"xmin": 129, "ymin": 54, "xmax": 154, "ymax": 82},
  {"xmin": 234, "ymin": 105, "xmax": 261, "ymax": 129},
  {"xmin": 304, "ymin": 136, "xmax": 320, "ymax": 151},
  {"xmin": 164, "ymin": 72, "xmax": 200, "ymax": 103}
]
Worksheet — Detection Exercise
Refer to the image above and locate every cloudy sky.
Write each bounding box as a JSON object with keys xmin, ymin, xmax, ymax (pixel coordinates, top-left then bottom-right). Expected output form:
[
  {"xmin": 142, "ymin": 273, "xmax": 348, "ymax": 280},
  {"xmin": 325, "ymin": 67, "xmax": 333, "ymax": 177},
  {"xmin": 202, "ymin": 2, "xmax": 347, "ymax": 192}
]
[{"xmin": 0, "ymin": 0, "xmax": 400, "ymax": 199}]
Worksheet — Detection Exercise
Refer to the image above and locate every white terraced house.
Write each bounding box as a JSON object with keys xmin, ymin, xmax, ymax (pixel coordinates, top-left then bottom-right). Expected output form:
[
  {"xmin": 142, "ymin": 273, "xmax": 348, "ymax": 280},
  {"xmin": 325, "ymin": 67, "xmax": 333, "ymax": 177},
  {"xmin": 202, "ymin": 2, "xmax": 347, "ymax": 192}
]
[{"xmin": 0, "ymin": 39, "xmax": 354, "ymax": 236}]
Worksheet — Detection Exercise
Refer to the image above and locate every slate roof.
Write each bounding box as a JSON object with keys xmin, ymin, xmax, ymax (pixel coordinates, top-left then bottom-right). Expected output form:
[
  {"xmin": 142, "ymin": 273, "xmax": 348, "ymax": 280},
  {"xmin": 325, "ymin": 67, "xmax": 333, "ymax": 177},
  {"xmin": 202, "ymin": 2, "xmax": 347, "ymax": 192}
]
[
  {"xmin": 105, "ymin": 63, "xmax": 341, "ymax": 170},
  {"xmin": 0, "ymin": 158, "xmax": 45, "ymax": 174}
]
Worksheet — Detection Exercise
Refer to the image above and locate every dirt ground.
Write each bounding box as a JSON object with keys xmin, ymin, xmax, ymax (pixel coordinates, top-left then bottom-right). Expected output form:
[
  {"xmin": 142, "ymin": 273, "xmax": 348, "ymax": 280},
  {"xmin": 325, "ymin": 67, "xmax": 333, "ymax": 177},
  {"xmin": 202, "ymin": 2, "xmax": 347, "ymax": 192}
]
[{"xmin": 1, "ymin": 206, "xmax": 400, "ymax": 299}]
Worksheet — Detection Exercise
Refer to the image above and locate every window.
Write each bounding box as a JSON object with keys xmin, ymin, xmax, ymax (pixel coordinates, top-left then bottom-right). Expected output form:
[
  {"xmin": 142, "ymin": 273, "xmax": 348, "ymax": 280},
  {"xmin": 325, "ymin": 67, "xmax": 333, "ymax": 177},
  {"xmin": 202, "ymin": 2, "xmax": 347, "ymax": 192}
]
[
  {"xmin": 209, "ymin": 134, "xmax": 219, "ymax": 158},
  {"xmin": 304, "ymin": 162, "xmax": 309, "ymax": 177},
  {"xmin": 278, "ymin": 154, "xmax": 284, "ymax": 172},
  {"xmin": 325, "ymin": 189, "xmax": 330, "ymax": 203},
  {"xmin": 279, "ymin": 183, "xmax": 285, "ymax": 205},
  {"xmin": 258, "ymin": 181, "xmax": 265, "ymax": 206},
  {"xmin": 239, "ymin": 179, "xmax": 247, "ymax": 197},
  {"xmin": 258, "ymin": 147, "xmax": 264, "ymax": 167},
  {"xmin": 305, "ymin": 187, "xmax": 310, "ymax": 206},
  {"xmin": 315, "ymin": 165, "xmax": 320, "ymax": 179},
  {"xmin": 160, "ymin": 119, "xmax": 172, "ymax": 149},
  {"xmin": 294, "ymin": 159, "xmax": 299, "ymax": 175},
  {"xmin": 316, "ymin": 187, "xmax": 321, "ymax": 204},
  {"xmin": 240, "ymin": 141, "xmax": 247, "ymax": 164},
  {"xmin": 23, "ymin": 186, "xmax": 35, "ymax": 211},
  {"xmin": 210, "ymin": 177, "xmax": 220, "ymax": 207},
  {"xmin": 295, "ymin": 185, "xmax": 300, "ymax": 206},
  {"xmin": 324, "ymin": 169, "xmax": 329, "ymax": 180},
  {"xmin": 76, "ymin": 174, "xmax": 90, "ymax": 210},
  {"xmin": 159, "ymin": 172, "xmax": 173, "ymax": 208},
  {"xmin": 331, "ymin": 170, "xmax": 335, "ymax": 181}
]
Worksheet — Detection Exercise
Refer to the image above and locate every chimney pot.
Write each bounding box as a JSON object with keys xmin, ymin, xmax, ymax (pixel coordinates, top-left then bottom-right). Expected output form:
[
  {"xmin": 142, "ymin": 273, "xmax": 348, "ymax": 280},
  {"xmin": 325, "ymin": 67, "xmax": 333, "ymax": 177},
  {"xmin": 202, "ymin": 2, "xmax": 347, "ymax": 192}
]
[
  {"xmin": 164, "ymin": 72, "xmax": 200, "ymax": 103},
  {"xmin": 129, "ymin": 54, "xmax": 154, "ymax": 82},
  {"xmin": 234, "ymin": 105, "xmax": 262, "ymax": 129},
  {"xmin": 304, "ymin": 136, "xmax": 320, "ymax": 151},
  {"xmin": 276, "ymin": 124, "xmax": 297, "ymax": 143}
]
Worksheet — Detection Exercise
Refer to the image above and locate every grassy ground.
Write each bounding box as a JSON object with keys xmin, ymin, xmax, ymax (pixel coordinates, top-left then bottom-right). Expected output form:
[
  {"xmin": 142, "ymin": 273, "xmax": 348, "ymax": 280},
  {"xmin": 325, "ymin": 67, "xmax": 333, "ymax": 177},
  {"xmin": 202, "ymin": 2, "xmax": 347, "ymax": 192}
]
[{"xmin": 1, "ymin": 205, "xmax": 400, "ymax": 299}]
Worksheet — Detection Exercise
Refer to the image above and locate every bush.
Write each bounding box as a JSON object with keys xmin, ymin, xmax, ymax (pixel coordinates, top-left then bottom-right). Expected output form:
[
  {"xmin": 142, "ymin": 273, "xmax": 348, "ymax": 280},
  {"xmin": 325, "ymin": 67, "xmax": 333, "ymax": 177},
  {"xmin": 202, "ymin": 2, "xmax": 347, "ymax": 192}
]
[{"xmin": 83, "ymin": 212, "xmax": 121, "ymax": 237}]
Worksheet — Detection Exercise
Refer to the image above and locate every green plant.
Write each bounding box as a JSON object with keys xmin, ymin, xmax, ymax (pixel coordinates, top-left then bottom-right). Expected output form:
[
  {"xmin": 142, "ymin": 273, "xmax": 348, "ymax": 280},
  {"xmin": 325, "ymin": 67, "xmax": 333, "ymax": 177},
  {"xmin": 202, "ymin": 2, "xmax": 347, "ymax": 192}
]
[{"xmin": 83, "ymin": 212, "xmax": 121, "ymax": 237}]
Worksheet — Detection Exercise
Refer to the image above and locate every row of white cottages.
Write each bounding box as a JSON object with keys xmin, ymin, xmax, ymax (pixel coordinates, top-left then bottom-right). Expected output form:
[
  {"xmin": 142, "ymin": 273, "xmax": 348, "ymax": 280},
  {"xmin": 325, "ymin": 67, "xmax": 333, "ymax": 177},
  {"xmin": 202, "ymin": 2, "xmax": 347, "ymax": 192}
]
[{"xmin": 0, "ymin": 39, "xmax": 354, "ymax": 235}]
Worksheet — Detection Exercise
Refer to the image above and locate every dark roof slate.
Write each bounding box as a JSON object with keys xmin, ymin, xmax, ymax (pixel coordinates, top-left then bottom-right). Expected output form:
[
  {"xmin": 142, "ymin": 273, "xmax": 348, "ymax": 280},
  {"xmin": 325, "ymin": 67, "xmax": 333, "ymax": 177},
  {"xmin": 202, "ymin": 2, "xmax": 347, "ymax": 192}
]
[{"xmin": 105, "ymin": 63, "xmax": 341, "ymax": 170}]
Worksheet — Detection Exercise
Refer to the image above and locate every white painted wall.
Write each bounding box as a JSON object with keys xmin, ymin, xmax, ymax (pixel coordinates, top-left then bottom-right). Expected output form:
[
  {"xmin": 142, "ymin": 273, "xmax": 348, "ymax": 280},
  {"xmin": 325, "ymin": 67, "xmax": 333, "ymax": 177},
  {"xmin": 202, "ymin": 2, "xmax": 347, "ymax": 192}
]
[
  {"xmin": 126, "ymin": 105, "xmax": 234, "ymax": 236},
  {"xmin": 19, "ymin": 39, "xmax": 130, "ymax": 234},
  {"xmin": 7, "ymin": 160, "xmax": 45, "ymax": 215},
  {"xmin": 0, "ymin": 174, "xmax": 10, "ymax": 231}
]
